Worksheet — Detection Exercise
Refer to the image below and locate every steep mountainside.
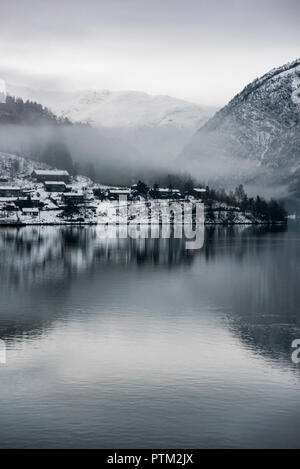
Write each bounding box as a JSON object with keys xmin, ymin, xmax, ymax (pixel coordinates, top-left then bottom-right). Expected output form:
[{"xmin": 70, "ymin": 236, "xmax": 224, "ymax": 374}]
[{"xmin": 181, "ymin": 59, "xmax": 300, "ymax": 197}]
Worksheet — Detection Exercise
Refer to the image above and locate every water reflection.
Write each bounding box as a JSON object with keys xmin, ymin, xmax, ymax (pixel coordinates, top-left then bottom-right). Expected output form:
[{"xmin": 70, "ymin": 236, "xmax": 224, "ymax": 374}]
[
  {"xmin": 1, "ymin": 224, "xmax": 299, "ymax": 363},
  {"xmin": 1, "ymin": 223, "xmax": 300, "ymax": 448}
]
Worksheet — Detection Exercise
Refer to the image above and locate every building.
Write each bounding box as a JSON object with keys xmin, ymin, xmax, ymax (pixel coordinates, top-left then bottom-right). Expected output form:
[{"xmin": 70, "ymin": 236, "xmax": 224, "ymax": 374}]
[
  {"xmin": 0, "ymin": 186, "xmax": 22, "ymax": 197},
  {"xmin": 150, "ymin": 188, "xmax": 182, "ymax": 199},
  {"xmin": 31, "ymin": 170, "xmax": 70, "ymax": 183},
  {"xmin": 93, "ymin": 187, "xmax": 107, "ymax": 199},
  {"xmin": 44, "ymin": 181, "xmax": 67, "ymax": 192},
  {"xmin": 62, "ymin": 192, "xmax": 84, "ymax": 204},
  {"xmin": 107, "ymin": 188, "xmax": 131, "ymax": 200},
  {"xmin": 1, "ymin": 202, "xmax": 18, "ymax": 212},
  {"xmin": 16, "ymin": 197, "xmax": 42, "ymax": 209},
  {"xmin": 192, "ymin": 188, "xmax": 207, "ymax": 199},
  {"xmin": 21, "ymin": 207, "xmax": 39, "ymax": 217}
]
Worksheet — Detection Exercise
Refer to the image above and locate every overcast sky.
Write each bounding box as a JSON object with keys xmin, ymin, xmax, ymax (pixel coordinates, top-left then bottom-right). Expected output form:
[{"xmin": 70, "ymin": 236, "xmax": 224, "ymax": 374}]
[{"xmin": 0, "ymin": 0, "xmax": 299, "ymax": 105}]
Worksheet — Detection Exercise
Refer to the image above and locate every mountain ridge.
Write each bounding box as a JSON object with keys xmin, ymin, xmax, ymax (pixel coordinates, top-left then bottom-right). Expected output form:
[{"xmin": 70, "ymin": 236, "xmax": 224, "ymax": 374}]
[{"xmin": 181, "ymin": 58, "xmax": 300, "ymax": 197}]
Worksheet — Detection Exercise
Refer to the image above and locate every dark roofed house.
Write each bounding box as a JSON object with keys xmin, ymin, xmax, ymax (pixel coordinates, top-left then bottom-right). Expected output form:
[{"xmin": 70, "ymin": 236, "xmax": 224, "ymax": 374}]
[
  {"xmin": 192, "ymin": 188, "xmax": 207, "ymax": 199},
  {"xmin": 0, "ymin": 186, "xmax": 22, "ymax": 197},
  {"xmin": 150, "ymin": 188, "xmax": 182, "ymax": 199},
  {"xmin": 44, "ymin": 181, "xmax": 67, "ymax": 192},
  {"xmin": 21, "ymin": 207, "xmax": 39, "ymax": 217},
  {"xmin": 32, "ymin": 169, "xmax": 70, "ymax": 183},
  {"xmin": 62, "ymin": 192, "xmax": 84, "ymax": 205},
  {"xmin": 107, "ymin": 188, "xmax": 131, "ymax": 200}
]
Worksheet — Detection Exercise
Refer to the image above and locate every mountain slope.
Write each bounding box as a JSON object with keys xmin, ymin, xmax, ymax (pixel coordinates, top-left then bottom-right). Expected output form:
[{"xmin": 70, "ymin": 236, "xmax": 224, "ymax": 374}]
[
  {"xmin": 181, "ymin": 59, "xmax": 300, "ymax": 196},
  {"xmin": 7, "ymin": 85, "xmax": 215, "ymax": 162}
]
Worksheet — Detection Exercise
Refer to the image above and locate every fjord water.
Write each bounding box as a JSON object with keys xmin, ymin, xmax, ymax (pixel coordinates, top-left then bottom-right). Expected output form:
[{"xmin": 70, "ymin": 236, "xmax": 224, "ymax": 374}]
[{"xmin": 0, "ymin": 224, "xmax": 300, "ymax": 448}]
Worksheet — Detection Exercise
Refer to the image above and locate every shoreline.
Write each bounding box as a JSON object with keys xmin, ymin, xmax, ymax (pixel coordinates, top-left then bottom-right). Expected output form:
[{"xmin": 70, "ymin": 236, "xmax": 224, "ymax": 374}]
[{"xmin": 0, "ymin": 221, "xmax": 288, "ymax": 227}]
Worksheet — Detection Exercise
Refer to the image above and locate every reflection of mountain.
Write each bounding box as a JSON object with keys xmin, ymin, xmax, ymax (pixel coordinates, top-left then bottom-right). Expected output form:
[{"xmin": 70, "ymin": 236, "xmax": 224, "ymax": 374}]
[
  {"xmin": 200, "ymin": 224, "xmax": 300, "ymax": 368},
  {"xmin": 0, "ymin": 226, "xmax": 198, "ymax": 342},
  {"xmin": 1, "ymin": 224, "xmax": 300, "ymax": 372}
]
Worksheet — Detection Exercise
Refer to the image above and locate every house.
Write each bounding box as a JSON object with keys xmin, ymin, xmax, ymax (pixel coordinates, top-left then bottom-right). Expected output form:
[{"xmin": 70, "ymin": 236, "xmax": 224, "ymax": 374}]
[
  {"xmin": 21, "ymin": 207, "xmax": 39, "ymax": 217},
  {"xmin": 2, "ymin": 202, "xmax": 18, "ymax": 212},
  {"xmin": 107, "ymin": 188, "xmax": 131, "ymax": 200},
  {"xmin": 192, "ymin": 188, "xmax": 207, "ymax": 199},
  {"xmin": 150, "ymin": 188, "xmax": 182, "ymax": 199},
  {"xmin": 31, "ymin": 169, "xmax": 70, "ymax": 183},
  {"xmin": 0, "ymin": 186, "xmax": 22, "ymax": 197},
  {"xmin": 16, "ymin": 197, "xmax": 42, "ymax": 209},
  {"xmin": 44, "ymin": 181, "xmax": 67, "ymax": 192},
  {"xmin": 62, "ymin": 192, "xmax": 84, "ymax": 204},
  {"xmin": 93, "ymin": 187, "xmax": 107, "ymax": 199}
]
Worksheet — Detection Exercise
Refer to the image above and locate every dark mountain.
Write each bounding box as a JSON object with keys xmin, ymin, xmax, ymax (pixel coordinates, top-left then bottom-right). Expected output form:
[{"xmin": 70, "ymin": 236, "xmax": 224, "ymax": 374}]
[{"xmin": 181, "ymin": 59, "xmax": 300, "ymax": 198}]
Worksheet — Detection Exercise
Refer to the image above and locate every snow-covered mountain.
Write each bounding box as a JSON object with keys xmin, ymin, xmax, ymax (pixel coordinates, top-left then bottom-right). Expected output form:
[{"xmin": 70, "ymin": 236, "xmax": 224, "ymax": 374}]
[
  {"xmin": 7, "ymin": 85, "xmax": 215, "ymax": 162},
  {"xmin": 181, "ymin": 59, "xmax": 300, "ymax": 197}
]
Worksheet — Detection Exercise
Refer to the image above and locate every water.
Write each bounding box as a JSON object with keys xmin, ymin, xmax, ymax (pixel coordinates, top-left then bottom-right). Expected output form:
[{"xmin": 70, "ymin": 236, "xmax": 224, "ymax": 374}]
[{"xmin": 0, "ymin": 223, "xmax": 300, "ymax": 448}]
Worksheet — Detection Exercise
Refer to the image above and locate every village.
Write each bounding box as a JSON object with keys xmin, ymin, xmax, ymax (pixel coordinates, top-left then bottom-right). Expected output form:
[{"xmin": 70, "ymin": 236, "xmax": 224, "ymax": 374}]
[
  {"xmin": 0, "ymin": 154, "xmax": 210, "ymax": 226},
  {"xmin": 0, "ymin": 153, "xmax": 286, "ymax": 226}
]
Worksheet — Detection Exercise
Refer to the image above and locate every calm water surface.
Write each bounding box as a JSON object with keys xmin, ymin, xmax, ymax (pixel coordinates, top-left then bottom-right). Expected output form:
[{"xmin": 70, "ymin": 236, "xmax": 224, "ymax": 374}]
[{"xmin": 0, "ymin": 224, "xmax": 300, "ymax": 448}]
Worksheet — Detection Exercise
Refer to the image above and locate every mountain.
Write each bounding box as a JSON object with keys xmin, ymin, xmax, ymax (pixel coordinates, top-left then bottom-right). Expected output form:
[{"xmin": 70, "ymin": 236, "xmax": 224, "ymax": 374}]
[
  {"xmin": 7, "ymin": 85, "xmax": 215, "ymax": 163},
  {"xmin": 0, "ymin": 94, "xmax": 143, "ymax": 185},
  {"xmin": 181, "ymin": 59, "xmax": 300, "ymax": 198}
]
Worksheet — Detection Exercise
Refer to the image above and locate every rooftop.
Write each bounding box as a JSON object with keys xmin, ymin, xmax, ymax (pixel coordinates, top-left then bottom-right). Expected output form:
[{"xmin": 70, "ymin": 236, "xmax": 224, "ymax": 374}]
[
  {"xmin": 44, "ymin": 181, "xmax": 66, "ymax": 185},
  {"xmin": 33, "ymin": 170, "xmax": 69, "ymax": 176},
  {"xmin": 22, "ymin": 208, "xmax": 39, "ymax": 213}
]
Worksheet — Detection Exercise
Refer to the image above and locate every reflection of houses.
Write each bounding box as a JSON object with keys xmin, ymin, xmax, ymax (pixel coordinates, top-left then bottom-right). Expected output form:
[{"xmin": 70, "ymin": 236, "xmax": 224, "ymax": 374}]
[
  {"xmin": 0, "ymin": 186, "xmax": 22, "ymax": 197},
  {"xmin": 192, "ymin": 188, "xmax": 207, "ymax": 199},
  {"xmin": 108, "ymin": 188, "xmax": 131, "ymax": 200},
  {"xmin": 62, "ymin": 192, "xmax": 84, "ymax": 205},
  {"xmin": 45, "ymin": 181, "xmax": 67, "ymax": 192},
  {"xmin": 31, "ymin": 170, "xmax": 70, "ymax": 183}
]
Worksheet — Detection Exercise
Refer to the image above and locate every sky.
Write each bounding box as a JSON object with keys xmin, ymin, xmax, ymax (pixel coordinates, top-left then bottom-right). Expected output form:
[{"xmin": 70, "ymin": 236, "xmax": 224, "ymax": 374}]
[{"xmin": 0, "ymin": 0, "xmax": 299, "ymax": 106}]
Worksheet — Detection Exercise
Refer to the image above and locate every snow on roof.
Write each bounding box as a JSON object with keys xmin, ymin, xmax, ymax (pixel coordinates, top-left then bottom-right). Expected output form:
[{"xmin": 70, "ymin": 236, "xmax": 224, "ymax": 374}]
[
  {"xmin": 63, "ymin": 192, "xmax": 84, "ymax": 197},
  {"xmin": 0, "ymin": 197, "xmax": 18, "ymax": 202},
  {"xmin": 157, "ymin": 188, "xmax": 180, "ymax": 193},
  {"xmin": 22, "ymin": 207, "xmax": 39, "ymax": 213},
  {"xmin": 193, "ymin": 188, "xmax": 206, "ymax": 192},
  {"xmin": 0, "ymin": 186, "xmax": 21, "ymax": 191},
  {"xmin": 33, "ymin": 170, "xmax": 69, "ymax": 176},
  {"xmin": 44, "ymin": 181, "xmax": 66, "ymax": 185},
  {"xmin": 109, "ymin": 189, "xmax": 131, "ymax": 194}
]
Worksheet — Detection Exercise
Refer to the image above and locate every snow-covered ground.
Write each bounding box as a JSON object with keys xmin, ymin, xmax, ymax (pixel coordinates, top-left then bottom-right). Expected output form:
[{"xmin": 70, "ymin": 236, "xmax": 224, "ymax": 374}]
[{"xmin": 0, "ymin": 153, "xmax": 274, "ymax": 226}]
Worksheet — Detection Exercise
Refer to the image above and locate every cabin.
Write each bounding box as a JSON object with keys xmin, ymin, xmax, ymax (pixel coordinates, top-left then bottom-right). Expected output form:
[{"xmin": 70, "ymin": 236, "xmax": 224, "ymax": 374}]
[
  {"xmin": 0, "ymin": 186, "xmax": 22, "ymax": 197},
  {"xmin": 31, "ymin": 169, "xmax": 70, "ymax": 183},
  {"xmin": 2, "ymin": 202, "xmax": 18, "ymax": 212},
  {"xmin": 62, "ymin": 192, "xmax": 84, "ymax": 205},
  {"xmin": 192, "ymin": 188, "xmax": 207, "ymax": 199},
  {"xmin": 44, "ymin": 181, "xmax": 67, "ymax": 192},
  {"xmin": 150, "ymin": 188, "xmax": 182, "ymax": 199},
  {"xmin": 21, "ymin": 207, "xmax": 39, "ymax": 217},
  {"xmin": 107, "ymin": 188, "xmax": 131, "ymax": 200},
  {"xmin": 93, "ymin": 187, "xmax": 107, "ymax": 200},
  {"xmin": 16, "ymin": 197, "xmax": 42, "ymax": 209}
]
